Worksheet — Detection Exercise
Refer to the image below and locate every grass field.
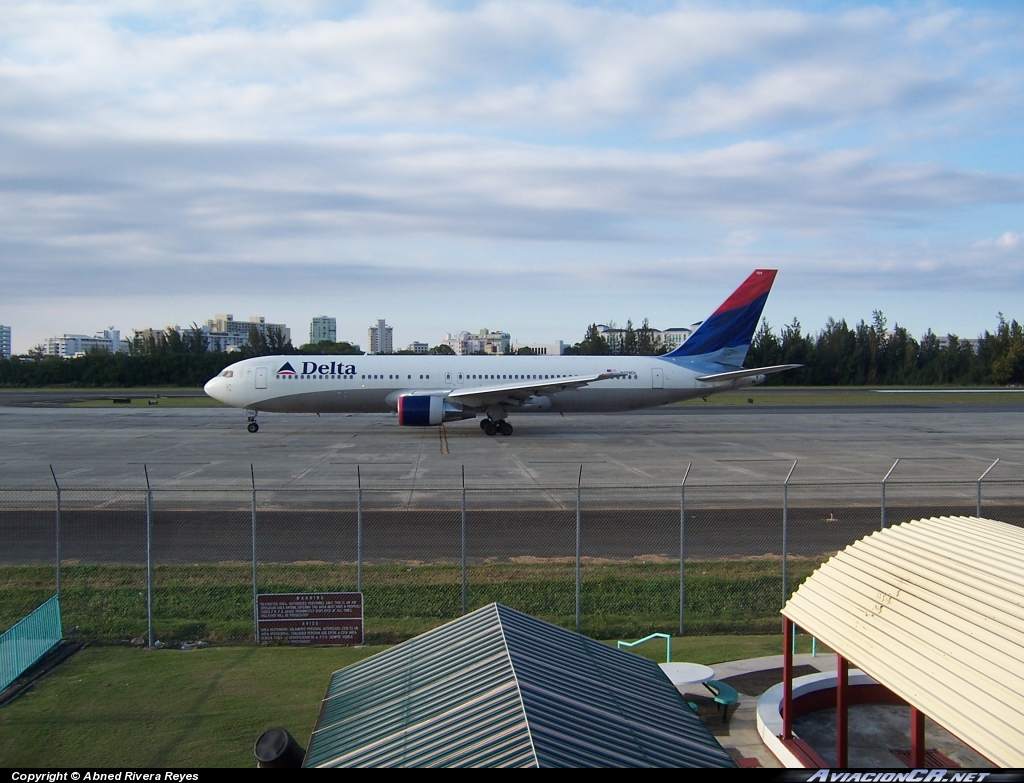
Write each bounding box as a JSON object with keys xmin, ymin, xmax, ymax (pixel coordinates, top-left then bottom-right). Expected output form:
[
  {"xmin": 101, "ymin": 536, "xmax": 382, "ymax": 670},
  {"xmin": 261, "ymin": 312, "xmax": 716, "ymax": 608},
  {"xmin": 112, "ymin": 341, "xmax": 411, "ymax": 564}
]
[
  {"xmin": 0, "ymin": 559, "xmax": 817, "ymax": 765},
  {"xmin": 0, "ymin": 633, "xmax": 819, "ymax": 767},
  {"xmin": 678, "ymin": 386, "xmax": 1024, "ymax": 406},
  {"xmin": 67, "ymin": 394, "xmax": 222, "ymax": 408},
  {"xmin": 1, "ymin": 559, "xmax": 816, "ymax": 645}
]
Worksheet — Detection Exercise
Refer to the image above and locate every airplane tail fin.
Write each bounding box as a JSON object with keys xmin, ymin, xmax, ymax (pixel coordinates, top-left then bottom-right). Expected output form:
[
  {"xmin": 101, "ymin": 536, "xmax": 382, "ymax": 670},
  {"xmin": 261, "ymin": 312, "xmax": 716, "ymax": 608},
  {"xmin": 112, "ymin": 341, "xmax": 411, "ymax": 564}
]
[{"xmin": 664, "ymin": 269, "xmax": 776, "ymax": 366}]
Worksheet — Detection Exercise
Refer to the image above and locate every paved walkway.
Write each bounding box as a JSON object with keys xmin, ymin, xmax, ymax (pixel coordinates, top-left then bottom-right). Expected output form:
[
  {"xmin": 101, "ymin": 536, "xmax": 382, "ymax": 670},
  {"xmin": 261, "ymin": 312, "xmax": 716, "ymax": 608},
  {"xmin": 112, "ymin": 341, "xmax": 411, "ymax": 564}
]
[
  {"xmin": 673, "ymin": 653, "xmax": 836, "ymax": 768},
  {"xmin": 676, "ymin": 653, "xmax": 993, "ymax": 769}
]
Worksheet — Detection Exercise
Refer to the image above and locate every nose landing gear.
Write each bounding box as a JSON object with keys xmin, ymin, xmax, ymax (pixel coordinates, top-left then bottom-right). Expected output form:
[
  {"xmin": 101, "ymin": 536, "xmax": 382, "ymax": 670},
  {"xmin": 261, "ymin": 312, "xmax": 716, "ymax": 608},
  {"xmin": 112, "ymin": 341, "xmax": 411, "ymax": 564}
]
[{"xmin": 246, "ymin": 410, "xmax": 259, "ymax": 433}]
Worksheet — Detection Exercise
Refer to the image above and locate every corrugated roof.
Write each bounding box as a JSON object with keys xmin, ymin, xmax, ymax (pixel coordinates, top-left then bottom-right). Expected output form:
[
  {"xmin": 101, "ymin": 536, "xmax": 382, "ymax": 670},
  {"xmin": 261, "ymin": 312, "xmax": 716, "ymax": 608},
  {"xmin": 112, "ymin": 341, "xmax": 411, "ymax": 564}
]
[
  {"xmin": 304, "ymin": 603, "xmax": 734, "ymax": 768},
  {"xmin": 782, "ymin": 516, "xmax": 1024, "ymax": 768}
]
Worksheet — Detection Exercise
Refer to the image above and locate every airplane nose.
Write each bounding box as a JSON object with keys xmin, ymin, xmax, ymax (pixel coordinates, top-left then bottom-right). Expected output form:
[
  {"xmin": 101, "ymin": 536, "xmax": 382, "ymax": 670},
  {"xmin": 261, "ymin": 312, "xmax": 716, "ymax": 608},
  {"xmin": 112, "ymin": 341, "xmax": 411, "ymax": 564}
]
[{"xmin": 204, "ymin": 377, "xmax": 219, "ymax": 399}]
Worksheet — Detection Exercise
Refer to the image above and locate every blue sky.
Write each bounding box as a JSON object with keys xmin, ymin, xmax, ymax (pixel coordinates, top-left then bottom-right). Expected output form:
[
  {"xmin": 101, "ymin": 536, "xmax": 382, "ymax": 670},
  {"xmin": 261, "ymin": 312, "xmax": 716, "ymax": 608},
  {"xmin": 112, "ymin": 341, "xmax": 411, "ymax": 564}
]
[{"xmin": 1, "ymin": 0, "xmax": 1021, "ymax": 353}]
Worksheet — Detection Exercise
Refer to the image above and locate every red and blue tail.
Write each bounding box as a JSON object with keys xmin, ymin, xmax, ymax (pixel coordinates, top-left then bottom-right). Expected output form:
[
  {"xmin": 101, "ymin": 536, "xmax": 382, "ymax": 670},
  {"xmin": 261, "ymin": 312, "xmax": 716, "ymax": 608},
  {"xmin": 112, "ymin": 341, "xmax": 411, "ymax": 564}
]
[{"xmin": 665, "ymin": 269, "xmax": 776, "ymax": 366}]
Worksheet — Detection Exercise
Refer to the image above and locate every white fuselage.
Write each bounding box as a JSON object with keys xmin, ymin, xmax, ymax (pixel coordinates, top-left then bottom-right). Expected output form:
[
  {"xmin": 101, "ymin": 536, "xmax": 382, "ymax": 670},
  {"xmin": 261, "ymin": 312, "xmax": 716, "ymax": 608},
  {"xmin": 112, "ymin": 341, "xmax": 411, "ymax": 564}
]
[{"xmin": 203, "ymin": 354, "xmax": 754, "ymax": 416}]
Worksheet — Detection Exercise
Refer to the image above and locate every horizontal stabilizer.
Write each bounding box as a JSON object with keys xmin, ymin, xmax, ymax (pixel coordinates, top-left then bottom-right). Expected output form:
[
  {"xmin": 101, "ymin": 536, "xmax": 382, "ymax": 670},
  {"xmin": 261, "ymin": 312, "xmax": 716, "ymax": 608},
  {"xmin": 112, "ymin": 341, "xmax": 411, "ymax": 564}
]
[{"xmin": 696, "ymin": 364, "xmax": 802, "ymax": 383}]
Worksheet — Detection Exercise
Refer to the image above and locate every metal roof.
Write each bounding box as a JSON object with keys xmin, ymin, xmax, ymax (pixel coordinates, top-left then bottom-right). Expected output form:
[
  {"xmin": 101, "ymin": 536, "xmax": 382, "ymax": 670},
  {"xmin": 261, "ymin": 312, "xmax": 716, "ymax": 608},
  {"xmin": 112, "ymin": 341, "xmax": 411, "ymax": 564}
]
[
  {"xmin": 304, "ymin": 603, "xmax": 735, "ymax": 768},
  {"xmin": 782, "ymin": 516, "xmax": 1024, "ymax": 768}
]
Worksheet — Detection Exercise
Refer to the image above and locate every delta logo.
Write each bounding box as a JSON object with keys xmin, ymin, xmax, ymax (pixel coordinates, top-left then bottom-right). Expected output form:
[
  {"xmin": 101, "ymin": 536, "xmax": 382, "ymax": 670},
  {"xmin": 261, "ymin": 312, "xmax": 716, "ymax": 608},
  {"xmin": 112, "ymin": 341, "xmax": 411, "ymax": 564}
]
[{"xmin": 278, "ymin": 361, "xmax": 358, "ymax": 376}]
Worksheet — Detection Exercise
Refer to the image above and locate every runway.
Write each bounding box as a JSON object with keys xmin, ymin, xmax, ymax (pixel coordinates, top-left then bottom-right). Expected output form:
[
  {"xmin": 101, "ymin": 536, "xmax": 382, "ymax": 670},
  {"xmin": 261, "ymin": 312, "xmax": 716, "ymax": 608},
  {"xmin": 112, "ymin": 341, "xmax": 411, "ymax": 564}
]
[{"xmin": 2, "ymin": 397, "xmax": 1023, "ymax": 489}]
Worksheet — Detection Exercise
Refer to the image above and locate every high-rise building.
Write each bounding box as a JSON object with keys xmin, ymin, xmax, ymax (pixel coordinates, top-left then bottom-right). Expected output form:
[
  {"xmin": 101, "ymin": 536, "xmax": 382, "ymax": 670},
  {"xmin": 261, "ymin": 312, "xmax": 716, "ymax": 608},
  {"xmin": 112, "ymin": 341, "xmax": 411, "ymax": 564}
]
[
  {"xmin": 45, "ymin": 327, "xmax": 127, "ymax": 358},
  {"xmin": 310, "ymin": 316, "xmax": 337, "ymax": 345},
  {"xmin": 368, "ymin": 319, "xmax": 393, "ymax": 354},
  {"xmin": 202, "ymin": 314, "xmax": 291, "ymax": 351},
  {"xmin": 442, "ymin": 328, "xmax": 511, "ymax": 355},
  {"xmin": 0, "ymin": 325, "xmax": 10, "ymax": 359}
]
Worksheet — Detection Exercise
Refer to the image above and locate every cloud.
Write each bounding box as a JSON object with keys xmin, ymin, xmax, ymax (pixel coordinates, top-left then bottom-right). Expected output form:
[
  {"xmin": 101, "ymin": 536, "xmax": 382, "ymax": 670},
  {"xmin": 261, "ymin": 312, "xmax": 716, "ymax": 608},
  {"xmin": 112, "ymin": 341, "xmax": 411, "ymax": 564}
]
[
  {"xmin": 1, "ymin": 1, "xmax": 1023, "ymax": 351},
  {"xmin": 975, "ymin": 231, "xmax": 1022, "ymax": 249},
  {"xmin": 2, "ymin": 1, "xmax": 1020, "ymax": 139}
]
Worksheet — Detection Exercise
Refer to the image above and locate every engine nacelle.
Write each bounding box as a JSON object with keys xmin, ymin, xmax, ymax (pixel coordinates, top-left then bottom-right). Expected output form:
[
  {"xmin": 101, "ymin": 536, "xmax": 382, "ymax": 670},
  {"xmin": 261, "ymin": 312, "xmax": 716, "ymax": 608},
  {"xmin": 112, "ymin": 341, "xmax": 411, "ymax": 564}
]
[{"xmin": 396, "ymin": 394, "xmax": 475, "ymax": 426}]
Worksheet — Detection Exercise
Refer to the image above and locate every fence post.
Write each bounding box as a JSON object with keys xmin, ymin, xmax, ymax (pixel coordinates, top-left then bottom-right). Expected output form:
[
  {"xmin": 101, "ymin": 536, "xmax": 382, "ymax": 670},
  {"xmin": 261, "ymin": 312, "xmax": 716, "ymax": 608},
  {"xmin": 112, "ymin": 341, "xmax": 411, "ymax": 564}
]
[
  {"xmin": 881, "ymin": 459, "xmax": 900, "ymax": 530},
  {"xmin": 357, "ymin": 466, "xmax": 363, "ymax": 594},
  {"xmin": 145, "ymin": 465, "xmax": 154, "ymax": 648},
  {"xmin": 575, "ymin": 466, "xmax": 582, "ymax": 633},
  {"xmin": 679, "ymin": 463, "xmax": 691, "ymax": 637},
  {"xmin": 49, "ymin": 466, "xmax": 61, "ymax": 599},
  {"xmin": 977, "ymin": 459, "xmax": 999, "ymax": 517},
  {"xmin": 251, "ymin": 465, "xmax": 258, "ymax": 644},
  {"xmin": 460, "ymin": 466, "xmax": 468, "ymax": 614},
  {"xmin": 782, "ymin": 461, "xmax": 797, "ymax": 608},
  {"xmin": 461, "ymin": 466, "xmax": 467, "ymax": 616}
]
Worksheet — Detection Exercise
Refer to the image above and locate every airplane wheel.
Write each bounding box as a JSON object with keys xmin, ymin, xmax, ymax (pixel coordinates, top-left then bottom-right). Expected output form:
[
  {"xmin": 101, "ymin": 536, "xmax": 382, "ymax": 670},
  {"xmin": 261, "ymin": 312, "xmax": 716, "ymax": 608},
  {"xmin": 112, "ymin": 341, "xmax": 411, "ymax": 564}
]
[
  {"xmin": 498, "ymin": 421, "xmax": 513, "ymax": 436},
  {"xmin": 483, "ymin": 422, "xmax": 498, "ymax": 436},
  {"xmin": 247, "ymin": 422, "xmax": 259, "ymax": 433},
  {"xmin": 479, "ymin": 419, "xmax": 489, "ymax": 430}
]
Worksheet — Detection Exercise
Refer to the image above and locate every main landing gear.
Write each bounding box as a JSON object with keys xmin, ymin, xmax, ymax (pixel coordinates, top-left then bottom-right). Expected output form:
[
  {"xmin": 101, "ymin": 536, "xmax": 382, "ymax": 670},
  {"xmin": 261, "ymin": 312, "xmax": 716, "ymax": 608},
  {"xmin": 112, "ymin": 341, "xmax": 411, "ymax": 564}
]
[
  {"xmin": 246, "ymin": 410, "xmax": 259, "ymax": 433},
  {"xmin": 480, "ymin": 418, "xmax": 513, "ymax": 437}
]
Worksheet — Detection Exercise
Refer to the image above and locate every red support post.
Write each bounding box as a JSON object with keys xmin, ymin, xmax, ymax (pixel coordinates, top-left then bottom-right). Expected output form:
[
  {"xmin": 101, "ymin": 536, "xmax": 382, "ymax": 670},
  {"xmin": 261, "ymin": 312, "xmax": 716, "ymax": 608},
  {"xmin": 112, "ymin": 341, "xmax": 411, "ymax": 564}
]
[
  {"xmin": 782, "ymin": 617, "xmax": 794, "ymax": 739},
  {"xmin": 911, "ymin": 706, "xmax": 926, "ymax": 767},
  {"xmin": 836, "ymin": 655, "xmax": 849, "ymax": 768}
]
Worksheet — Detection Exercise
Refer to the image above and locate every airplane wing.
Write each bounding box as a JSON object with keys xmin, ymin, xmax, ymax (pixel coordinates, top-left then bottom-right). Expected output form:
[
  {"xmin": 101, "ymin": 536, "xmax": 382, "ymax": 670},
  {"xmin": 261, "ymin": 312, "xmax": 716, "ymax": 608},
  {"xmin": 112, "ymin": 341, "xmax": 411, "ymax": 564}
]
[
  {"xmin": 696, "ymin": 364, "xmax": 802, "ymax": 383},
  {"xmin": 448, "ymin": 371, "xmax": 627, "ymax": 409}
]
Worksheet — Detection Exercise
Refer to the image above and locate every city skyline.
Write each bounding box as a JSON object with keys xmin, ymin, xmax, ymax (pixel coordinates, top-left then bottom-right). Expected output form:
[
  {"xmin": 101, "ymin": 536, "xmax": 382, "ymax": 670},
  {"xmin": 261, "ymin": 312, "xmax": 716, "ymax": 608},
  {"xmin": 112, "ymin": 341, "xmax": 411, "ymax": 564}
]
[{"xmin": 1, "ymin": 2, "xmax": 1021, "ymax": 355}]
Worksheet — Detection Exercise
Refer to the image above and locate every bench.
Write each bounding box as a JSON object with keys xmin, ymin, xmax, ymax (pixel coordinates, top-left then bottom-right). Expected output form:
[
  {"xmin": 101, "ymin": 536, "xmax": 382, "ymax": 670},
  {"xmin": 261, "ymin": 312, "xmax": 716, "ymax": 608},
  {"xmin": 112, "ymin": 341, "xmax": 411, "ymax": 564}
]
[{"xmin": 703, "ymin": 679, "xmax": 739, "ymax": 723}]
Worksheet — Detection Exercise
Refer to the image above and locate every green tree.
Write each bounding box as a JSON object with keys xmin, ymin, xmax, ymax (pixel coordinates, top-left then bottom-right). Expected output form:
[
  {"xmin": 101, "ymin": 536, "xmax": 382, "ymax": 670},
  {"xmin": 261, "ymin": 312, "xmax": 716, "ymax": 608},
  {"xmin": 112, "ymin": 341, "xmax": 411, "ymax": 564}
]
[
  {"xmin": 748, "ymin": 320, "xmax": 782, "ymax": 370},
  {"xmin": 636, "ymin": 318, "xmax": 664, "ymax": 355},
  {"xmin": 989, "ymin": 316, "xmax": 1024, "ymax": 384},
  {"xmin": 812, "ymin": 318, "xmax": 856, "ymax": 385},
  {"xmin": 185, "ymin": 323, "xmax": 208, "ymax": 355},
  {"xmin": 574, "ymin": 323, "xmax": 609, "ymax": 355},
  {"xmin": 779, "ymin": 318, "xmax": 811, "ymax": 383},
  {"xmin": 621, "ymin": 319, "xmax": 638, "ymax": 356},
  {"xmin": 297, "ymin": 340, "xmax": 363, "ymax": 355}
]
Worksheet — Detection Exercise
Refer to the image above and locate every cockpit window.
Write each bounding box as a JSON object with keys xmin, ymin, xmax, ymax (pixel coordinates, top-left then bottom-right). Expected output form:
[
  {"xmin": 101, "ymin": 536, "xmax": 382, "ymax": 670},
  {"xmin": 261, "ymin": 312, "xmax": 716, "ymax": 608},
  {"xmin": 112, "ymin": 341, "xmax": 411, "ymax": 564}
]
[{"xmin": 221, "ymin": 370, "xmax": 234, "ymax": 378}]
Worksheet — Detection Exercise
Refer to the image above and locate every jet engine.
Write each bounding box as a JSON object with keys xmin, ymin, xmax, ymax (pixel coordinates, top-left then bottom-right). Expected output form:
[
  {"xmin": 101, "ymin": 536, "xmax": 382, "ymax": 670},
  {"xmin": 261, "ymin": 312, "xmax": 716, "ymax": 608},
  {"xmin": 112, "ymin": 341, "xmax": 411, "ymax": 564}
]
[{"xmin": 396, "ymin": 394, "xmax": 476, "ymax": 426}]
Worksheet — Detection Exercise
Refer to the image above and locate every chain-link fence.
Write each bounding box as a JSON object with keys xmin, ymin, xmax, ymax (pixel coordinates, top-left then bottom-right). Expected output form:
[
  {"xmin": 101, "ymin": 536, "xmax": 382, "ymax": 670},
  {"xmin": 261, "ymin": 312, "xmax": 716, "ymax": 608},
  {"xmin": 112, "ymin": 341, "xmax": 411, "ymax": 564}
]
[{"xmin": 1, "ymin": 468, "xmax": 1021, "ymax": 645}]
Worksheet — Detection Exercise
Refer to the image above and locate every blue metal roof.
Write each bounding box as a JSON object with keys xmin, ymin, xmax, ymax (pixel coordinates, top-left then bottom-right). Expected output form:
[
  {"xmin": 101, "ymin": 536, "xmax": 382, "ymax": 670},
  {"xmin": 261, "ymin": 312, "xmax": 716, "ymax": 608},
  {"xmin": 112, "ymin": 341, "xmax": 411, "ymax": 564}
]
[{"xmin": 305, "ymin": 604, "xmax": 735, "ymax": 768}]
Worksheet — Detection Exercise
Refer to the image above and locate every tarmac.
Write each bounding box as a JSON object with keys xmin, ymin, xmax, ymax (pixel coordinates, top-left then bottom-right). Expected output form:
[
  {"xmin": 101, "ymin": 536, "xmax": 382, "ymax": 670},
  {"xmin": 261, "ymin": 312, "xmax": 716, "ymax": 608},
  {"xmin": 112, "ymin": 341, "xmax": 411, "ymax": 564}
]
[{"xmin": 2, "ymin": 397, "xmax": 1023, "ymax": 489}]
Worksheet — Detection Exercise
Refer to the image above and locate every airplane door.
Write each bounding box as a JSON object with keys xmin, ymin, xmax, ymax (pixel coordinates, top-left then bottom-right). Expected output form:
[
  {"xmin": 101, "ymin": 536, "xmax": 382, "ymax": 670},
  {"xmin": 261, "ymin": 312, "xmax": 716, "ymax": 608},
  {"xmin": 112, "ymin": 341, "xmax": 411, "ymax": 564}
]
[
  {"xmin": 256, "ymin": 367, "xmax": 268, "ymax": 389},
  {"xmin": 445, "ymin": 372, "xmax": 466, "ymax": 386},
  {"xmin": 651, "ymin": 368, "xmax": 664, "ymax": 389},
  {"xmin": 456, "ymin": 372, "xmax": 465, "ymax": 385}
]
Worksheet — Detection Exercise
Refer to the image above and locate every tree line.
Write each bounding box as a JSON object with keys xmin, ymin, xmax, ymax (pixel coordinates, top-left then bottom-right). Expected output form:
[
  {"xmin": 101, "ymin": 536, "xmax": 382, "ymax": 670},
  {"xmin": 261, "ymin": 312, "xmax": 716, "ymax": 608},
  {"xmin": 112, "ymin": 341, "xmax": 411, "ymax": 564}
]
[
  {"xmin": 564, "ymin": 311, "xmax": 1023, "ymax": 386},
  {"xmin": 564, "ymin": 319, "xmax": 668, "ymax": 356},
  {"xmin": 1, "ymin": 312, "xmax": 1021, "ymax": 387},
  {"xmin": 748, "ymin": 312, "xmax": 1023, "ymax": 386}
]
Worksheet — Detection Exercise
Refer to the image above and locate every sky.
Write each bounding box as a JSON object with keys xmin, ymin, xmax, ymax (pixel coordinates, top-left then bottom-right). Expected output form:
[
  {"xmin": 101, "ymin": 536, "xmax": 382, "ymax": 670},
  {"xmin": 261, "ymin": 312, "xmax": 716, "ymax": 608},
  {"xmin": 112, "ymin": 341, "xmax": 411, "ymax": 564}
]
[{"xmin": 1, "ymin": 0, "xmax": 1022, "ymax": 354}]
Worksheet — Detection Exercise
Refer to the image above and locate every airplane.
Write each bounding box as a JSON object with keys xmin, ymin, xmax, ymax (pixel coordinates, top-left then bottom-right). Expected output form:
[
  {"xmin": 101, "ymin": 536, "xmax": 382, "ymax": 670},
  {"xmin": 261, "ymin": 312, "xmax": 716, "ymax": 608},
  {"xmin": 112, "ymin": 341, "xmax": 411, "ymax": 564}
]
[{"xmin": 203, "ymin": 268, "xmax": 799, "ymax": 435}]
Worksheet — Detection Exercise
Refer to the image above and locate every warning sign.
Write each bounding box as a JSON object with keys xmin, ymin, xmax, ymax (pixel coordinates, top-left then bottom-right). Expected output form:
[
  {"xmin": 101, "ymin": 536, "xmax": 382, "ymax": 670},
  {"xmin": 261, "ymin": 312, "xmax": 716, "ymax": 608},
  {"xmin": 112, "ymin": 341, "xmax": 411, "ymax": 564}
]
[{"xmin": 257, "ymin": 592, "xmax": 363, "ymax": 645}]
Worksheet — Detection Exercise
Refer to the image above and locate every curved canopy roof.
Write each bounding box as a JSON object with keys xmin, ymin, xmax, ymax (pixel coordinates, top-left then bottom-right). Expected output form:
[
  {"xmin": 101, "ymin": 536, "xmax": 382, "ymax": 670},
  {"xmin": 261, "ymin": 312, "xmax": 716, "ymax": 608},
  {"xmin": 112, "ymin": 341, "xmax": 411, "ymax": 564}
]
[{"xmin": 782, "ymin": 516, "xmax": 1024, "ymax": 768}]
